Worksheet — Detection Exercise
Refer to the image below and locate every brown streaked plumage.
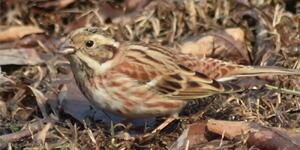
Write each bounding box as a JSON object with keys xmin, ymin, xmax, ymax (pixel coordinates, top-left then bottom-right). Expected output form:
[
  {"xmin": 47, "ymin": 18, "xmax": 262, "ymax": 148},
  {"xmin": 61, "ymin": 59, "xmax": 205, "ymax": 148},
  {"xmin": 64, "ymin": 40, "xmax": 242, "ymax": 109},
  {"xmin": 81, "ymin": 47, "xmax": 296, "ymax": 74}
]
[{"xmin": 59, "ymin": 27, "xmax": 300, "ymax": 118}]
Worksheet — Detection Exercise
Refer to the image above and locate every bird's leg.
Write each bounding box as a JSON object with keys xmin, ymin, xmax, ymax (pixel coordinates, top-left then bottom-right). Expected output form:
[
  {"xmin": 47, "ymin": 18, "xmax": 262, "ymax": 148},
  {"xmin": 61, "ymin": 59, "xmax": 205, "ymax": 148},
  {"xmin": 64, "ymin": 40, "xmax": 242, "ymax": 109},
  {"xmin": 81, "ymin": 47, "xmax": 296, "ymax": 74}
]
[{"xmin": 151, "ymin": 114, "xmax": 179, "ymax": 134}]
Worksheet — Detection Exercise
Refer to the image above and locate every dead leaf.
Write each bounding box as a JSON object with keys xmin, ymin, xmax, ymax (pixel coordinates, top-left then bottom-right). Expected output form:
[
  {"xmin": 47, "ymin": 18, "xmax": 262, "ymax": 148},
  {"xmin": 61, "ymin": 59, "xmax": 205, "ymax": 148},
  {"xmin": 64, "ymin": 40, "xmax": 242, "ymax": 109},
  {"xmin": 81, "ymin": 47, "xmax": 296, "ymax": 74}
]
[
  {"xmin": 17, "ymin": 33, "xmax": 61, "ymax": 53},
  {"xmin": 99, "ymin": 0, "xmax": 155, "ymax": 24},
  {"xmin": 36, "ymin": 122, "xmax": 52, "ymax": 144},
  {"xmin": 29, "ymin": 0, "xmax": 75, "ymax": 13},
  {"xmin": 0, "ymin": 48, "xmax": 43, "ymax": 65},
  {"xmin": 180, "ymin": 28, "xmax": 250, "ymax": 64},
  {"xmin": 207, "ymin": 119, "xmax": 300, "ymax": 150},
  {"xmin": 64, "ymin": 15, "xmax": 90, "ymax": 34},
  {"xmin": 0, "ymin": 68, "xmax": 15, "ymax": 85},
  {"xmin": 7, "ymin": 88, "xmax": 26, "ymax": 118},
  {"xmin": 14, "ymin": 107, "xmax": 35, "ymax": 121},
  {"xmin": 180, "ymin": 36, "xmax": 214, "ymax": 57},
  {"xmin": 43, "ymin": 0, "xmax": 74, "ymax": 9},
  {"xmin": 0, "ymin": 121, "xmax": 43, "ymax": 143},
  {"xmin": 170, "ymin": 122, "xmax": 208, "ymax": 150},
  {"xmin": 0, "ymin": 26, "xmax": 44, "ymax": 42},
  {"xmin": 0, "ymin": 100, "xmax": 7, "ymax": 118},
  {"xmin": 27, "ymin": 86, "xmax": 48, "ymax": 119}
]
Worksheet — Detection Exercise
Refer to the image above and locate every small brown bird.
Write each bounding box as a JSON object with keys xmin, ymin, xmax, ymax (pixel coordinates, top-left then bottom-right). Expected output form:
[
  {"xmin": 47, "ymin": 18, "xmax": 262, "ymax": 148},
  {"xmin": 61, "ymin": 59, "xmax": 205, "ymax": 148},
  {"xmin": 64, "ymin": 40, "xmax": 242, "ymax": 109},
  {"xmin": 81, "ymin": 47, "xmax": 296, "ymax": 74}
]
[{"xmin": 59, "ymin": 27, "xmax": 300, "ymax": 119}]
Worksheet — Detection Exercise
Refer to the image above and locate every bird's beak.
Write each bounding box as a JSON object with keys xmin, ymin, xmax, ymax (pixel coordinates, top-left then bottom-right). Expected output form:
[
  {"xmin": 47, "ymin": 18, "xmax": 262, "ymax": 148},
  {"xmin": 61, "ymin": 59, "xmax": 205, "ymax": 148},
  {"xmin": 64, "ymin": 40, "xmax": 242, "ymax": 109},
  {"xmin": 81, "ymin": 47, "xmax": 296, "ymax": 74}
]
[{"xmin": 57, "ymin": 39, "xmax": 75, "ymax": 55}]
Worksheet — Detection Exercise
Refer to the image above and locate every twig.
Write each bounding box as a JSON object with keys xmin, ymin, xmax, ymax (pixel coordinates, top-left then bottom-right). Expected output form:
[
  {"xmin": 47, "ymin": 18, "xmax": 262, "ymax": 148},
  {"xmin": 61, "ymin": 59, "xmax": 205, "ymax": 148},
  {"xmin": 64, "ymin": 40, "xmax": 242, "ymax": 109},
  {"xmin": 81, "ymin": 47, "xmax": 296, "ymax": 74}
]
[
  {"xmin": 0, "ymin": 120, "xmax": 53, "ymax": 147},
  {"xmin": 265, "ymin": 84, "xmax": 300, "ymax": 96}
]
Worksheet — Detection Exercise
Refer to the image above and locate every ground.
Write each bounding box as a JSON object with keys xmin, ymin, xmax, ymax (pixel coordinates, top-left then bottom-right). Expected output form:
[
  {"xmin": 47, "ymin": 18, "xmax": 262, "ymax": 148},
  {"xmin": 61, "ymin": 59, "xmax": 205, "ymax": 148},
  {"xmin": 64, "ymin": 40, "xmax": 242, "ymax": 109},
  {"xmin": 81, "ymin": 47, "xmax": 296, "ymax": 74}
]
[{"xmin": 0, "ymin": 0, "xmax": 300, "ymax": 149}]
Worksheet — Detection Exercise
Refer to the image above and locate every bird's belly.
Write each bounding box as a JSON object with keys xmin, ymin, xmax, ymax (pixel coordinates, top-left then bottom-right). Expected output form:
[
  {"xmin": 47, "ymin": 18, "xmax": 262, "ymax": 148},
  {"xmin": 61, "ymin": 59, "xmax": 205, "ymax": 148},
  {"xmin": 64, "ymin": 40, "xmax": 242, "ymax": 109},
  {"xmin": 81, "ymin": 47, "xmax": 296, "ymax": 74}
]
[
  {"xmin": 76, "ymin": 72, "xmax": 186, "ymax": 118},
  {"xmin": 90, "ymin": 87, "xmax": 124, "ymax": 114},
  {"xmin": 89, "ymin": 87, "xmax": 186, "ymax": 118}
]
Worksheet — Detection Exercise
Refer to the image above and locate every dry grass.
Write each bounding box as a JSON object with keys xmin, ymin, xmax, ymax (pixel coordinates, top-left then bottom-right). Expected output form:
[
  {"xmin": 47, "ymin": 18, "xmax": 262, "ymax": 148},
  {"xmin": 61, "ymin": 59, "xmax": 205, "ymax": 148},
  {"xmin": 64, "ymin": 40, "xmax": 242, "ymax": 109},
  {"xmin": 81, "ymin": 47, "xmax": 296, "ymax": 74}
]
[{"xmin": 0, "ymin": 0, "xmax": 300, "ymax": 149}]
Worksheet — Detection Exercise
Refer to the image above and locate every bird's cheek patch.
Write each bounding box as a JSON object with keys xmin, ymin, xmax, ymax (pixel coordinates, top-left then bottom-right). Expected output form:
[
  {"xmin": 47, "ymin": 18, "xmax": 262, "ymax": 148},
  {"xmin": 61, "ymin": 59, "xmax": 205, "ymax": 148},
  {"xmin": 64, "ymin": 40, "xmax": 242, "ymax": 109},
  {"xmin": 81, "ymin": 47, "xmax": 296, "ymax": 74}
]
[
  {"xmin": 107, "ymin": 51, "xmax": 114, "ymax": 59},
  {"xmin": 85, "ymin": 44, "xmax": 118, "ymax": 64},
  {"xmin": 88, "ymin": 52, "xmax": 106, "ymax": 63},
  {"xmin": 102, "ymin": 44, "xmax": 118, "ymax": 60}
]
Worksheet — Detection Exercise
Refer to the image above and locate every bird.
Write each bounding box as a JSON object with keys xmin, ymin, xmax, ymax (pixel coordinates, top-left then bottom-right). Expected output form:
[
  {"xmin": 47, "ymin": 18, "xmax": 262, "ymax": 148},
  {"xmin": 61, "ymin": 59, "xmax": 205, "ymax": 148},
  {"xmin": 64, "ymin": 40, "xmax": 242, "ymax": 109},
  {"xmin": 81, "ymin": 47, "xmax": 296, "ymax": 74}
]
[{"xmin": 58, "ymin": 27, "xmax": 300, "ymax": 120}]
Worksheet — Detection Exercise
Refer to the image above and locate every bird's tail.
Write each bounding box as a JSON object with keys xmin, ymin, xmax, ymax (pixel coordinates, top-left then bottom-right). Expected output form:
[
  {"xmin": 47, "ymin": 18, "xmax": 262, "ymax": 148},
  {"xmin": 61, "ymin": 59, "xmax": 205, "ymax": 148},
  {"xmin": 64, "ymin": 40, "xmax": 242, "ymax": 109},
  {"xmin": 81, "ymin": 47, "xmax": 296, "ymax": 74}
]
[{"xmin": 217, "ymin": 66, "xmax": 300, "ymax": 82}]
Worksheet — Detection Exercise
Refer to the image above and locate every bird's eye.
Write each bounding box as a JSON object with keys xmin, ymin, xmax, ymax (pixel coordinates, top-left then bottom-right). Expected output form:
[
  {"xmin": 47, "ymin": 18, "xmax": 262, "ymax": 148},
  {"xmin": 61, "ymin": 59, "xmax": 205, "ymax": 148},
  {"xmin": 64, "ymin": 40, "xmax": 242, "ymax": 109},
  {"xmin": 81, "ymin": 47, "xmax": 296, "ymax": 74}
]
[{"xmin": 85, "ymin": 40, "xmax": 94, "ymax": 47}]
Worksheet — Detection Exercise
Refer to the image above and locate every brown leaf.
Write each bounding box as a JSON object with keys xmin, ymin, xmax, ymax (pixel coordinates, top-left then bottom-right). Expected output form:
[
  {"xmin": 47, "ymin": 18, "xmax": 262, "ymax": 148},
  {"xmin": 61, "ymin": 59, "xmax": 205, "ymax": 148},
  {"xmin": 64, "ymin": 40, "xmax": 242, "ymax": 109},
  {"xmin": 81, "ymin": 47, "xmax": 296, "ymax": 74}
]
[
  {"xmin": 0, "ymin": 69, "xmax": 15, "ymax": 85},
  {"xmin": 207, "ymin": 119, "xmax": 300, "ymax": 150},
  {"xmin": 17, "ymin": 33, "xmax": 61, "ymax": 53},
  {"xmin": 30, "ymin": 0, "xmax": 74, "ymax": 12},
  {"xmin": 27, "ymin": 86, "xmax": 48, "ymax": 119},
  {"xmin": 181, "ymin": 28, "xmax": 250, "ymax": 64},
  {"xmin": 99, "ymin": 0, "xmax": 155, "ymax": 24},
  {"xmin": 0, "ymin": 121, "xmax": 44, "ymax": 143},
  {"xmin": 0, "ymin": 26, "xmax": 44, "ymax": 42},
  {"xmin": 64, "ymin": 0, "xmax": 146, "ymax": 31},
  {"xmin": 170, "ymin": 122, "xmax": 208, "ymax": 149},
  {"xmin": 180, "ymin": 36, "xmax": 214, "ymax": 57},
  {"xmin": 36, "ymin": 122, "xmax": 52, "ymax": 144},
  {"xmin": 14, "ymin": 108, "xmax": 35, "ymax": 121},
  {"xmin": 64, "ymin": 15, "xmax": 90, "ymax": 34},
  {"xmin": 0, "ymin": 48, "xmax": 43, "ymax": 65},
  {"xmin": 0, "ymin": 100, "xmax": 7, "ymax": 118},
  {"xmin": 6, "ymin": 88, "xmax": 26, "ymax": 118}
]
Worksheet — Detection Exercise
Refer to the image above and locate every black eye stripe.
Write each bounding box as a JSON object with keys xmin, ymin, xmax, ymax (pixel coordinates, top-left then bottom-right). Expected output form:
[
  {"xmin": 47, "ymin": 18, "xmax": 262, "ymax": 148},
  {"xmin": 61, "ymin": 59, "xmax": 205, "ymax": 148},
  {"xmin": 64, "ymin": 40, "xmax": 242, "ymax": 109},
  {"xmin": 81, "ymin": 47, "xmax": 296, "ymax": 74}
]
[{"xmin": 85, "ymin": 40, "xmax": 94, "ymax": 47}]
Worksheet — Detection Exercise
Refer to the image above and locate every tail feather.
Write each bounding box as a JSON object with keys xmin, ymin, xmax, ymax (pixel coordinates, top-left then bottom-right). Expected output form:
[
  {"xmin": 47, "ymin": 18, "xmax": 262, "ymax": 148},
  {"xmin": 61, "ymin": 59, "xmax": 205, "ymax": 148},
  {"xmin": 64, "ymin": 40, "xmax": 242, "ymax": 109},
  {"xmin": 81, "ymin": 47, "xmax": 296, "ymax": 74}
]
[
  {"xmin": 217, "ymin": 66, "xmax": 300, "ymax": 82},
  {"xmin": 232, "ymin": 66, "xmax": 300, "ymax": 76},
  {"xmin": 185, "ymin": 58, "xmax": 300, "ymax": 81}
]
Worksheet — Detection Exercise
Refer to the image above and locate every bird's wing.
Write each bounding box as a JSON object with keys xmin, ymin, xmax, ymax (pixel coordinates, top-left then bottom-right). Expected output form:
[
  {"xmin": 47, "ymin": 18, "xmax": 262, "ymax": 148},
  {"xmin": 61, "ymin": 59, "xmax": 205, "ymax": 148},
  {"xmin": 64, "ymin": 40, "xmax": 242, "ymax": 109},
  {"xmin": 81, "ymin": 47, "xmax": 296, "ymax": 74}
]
[{"xmin": 112, "ymin": 43, "xmax": 241, "ymax": 100}]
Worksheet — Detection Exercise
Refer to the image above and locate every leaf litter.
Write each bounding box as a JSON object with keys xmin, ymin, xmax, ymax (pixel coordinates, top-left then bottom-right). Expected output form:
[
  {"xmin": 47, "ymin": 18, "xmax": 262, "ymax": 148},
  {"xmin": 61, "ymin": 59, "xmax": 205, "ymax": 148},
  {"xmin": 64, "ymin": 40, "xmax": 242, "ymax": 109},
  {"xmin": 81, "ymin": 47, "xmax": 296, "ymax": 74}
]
[{"xmin": 0, "ymin": 0, "xmax": 300, "ymax": 149}]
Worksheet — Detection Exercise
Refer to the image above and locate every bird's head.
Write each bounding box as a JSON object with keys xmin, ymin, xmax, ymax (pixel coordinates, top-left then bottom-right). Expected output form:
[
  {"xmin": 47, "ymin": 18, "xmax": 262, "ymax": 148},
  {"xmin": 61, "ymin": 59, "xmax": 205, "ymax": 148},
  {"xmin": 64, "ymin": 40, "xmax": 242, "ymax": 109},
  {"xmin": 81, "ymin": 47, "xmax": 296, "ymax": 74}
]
[{"xmin": 59, "ymin": 27, "xmax": 121, "ymax": 74}]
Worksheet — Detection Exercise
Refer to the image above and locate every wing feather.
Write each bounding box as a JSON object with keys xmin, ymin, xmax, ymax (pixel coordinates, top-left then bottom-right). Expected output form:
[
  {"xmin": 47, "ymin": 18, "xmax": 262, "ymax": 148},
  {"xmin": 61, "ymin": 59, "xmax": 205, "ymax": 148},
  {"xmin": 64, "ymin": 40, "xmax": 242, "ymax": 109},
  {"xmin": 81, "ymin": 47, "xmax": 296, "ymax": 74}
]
[{"xmin": 112, "ymin": 43, "xmax": 242, "ymax": 100}]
